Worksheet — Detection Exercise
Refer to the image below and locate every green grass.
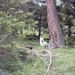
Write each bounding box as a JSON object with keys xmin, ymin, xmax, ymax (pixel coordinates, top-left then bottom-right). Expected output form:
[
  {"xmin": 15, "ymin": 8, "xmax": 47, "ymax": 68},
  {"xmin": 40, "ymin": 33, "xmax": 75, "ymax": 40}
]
[
  {"xmin": 51, "ymin": 48, "xmax": 75, "ymax": 75},
  {"xmin": 0, "ymin": 38, "xmax": 75, "ymax": 75}
]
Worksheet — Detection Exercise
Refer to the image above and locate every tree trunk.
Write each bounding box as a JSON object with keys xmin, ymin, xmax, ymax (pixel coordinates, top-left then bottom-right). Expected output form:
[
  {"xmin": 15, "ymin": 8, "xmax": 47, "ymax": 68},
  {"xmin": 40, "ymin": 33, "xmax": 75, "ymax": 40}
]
[
  {"xmin": 38, "ymin": 24, "xmax": 41, "ymax": 39},
  {"xmin": 20, "ymin": 28, "xmax": 23, "ymax": 34},
  {"xmin": 67, "ymin": 22, "xmax": 72, "ymax": 46},
  {"xmin": 47, "ymin": 0, "xmax": 64, "ymax": 49},
  {"xmin": 38, "ymin": 15, "xmax": 42, "ymax": 39}
]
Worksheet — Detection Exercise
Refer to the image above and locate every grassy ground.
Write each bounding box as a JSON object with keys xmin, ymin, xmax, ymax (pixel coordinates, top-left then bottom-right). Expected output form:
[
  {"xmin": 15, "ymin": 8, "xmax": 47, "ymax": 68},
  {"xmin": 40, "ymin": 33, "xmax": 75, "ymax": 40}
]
[
  {"xmin": 0, "ymin": 38, "xmax": 75, "ymax": 75},
  {"xmin": 51, "ymin": 48, "xmax": 75, "ymax": 75}
]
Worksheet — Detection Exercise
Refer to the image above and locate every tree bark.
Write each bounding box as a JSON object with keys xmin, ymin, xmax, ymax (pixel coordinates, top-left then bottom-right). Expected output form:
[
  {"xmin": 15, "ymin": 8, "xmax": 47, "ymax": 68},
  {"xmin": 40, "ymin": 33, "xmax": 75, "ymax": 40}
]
[
  {"xmin": 38, "ymin": 15, "xmax": 42, "ymax": 39},
  {"xmin": 67, "ymin": 21, "xmax": 72, "ymax": 46},
  {"xmin": 47, "ymin": 0, "xmax": 64, "ymax": 49}
]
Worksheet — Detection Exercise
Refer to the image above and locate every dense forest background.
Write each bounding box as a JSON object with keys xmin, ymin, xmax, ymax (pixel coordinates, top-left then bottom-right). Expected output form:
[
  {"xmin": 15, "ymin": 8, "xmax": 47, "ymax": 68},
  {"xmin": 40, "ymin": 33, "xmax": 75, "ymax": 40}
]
[{"xmin": 0, "ymin": 0, "xmax": 75, "ymax": 46}]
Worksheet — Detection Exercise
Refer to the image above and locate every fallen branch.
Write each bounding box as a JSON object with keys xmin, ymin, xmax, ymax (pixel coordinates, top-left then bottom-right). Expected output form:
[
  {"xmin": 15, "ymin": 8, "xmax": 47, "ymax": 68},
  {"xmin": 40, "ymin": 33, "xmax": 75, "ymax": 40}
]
[
  {"xmin": 25, "ymin": 49, "xmax": 53, "ymax": 75},
  {"xmin": 44, "ymin": 50, "xmax": 52, "ymax": 75}
]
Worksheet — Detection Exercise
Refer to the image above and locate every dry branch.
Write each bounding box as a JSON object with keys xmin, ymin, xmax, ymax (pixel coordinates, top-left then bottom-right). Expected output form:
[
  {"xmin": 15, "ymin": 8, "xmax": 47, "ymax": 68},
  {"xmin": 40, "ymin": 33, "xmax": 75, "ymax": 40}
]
[
  {"xmin": 25, "ymin": 49, "xmax": 53, "ymax": 75},
  {"xmin": 44, "ymin": 50, "xmax": 52, "ymax": 75}
]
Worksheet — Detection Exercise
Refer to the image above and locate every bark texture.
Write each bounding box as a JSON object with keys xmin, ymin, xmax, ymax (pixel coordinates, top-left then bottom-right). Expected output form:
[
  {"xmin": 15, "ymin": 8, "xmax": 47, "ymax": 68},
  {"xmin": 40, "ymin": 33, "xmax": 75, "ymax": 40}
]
[{"xmin": 47, "ymin": 0, "xmax": 64, "ymax": 49}]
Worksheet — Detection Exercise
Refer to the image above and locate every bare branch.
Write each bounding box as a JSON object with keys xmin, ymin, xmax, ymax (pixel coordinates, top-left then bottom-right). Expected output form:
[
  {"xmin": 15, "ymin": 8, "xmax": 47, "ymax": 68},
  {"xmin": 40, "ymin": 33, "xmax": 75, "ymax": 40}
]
[
  {"xmin": 44, "ymin": 50, "xmax": 52, "ymax": 75},
  {"xmin": 25, "ymin": 49, "xmax": 53, "ymax": 75}
]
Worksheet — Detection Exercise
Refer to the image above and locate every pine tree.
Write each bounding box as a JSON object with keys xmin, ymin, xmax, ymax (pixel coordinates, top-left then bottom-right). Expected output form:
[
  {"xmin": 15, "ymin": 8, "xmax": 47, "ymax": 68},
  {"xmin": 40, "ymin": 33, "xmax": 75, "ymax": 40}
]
[{"xmin": 47, "ymin": 0, "xmax": 64, "ymax": 49}]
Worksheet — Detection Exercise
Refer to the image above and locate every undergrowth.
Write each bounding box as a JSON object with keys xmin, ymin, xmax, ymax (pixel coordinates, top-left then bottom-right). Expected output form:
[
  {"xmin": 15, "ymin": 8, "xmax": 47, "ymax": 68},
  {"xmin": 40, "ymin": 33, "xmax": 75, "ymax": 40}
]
[{"xmin": 0, "ymin": 38, "xmax": 75, "ymax": 75}]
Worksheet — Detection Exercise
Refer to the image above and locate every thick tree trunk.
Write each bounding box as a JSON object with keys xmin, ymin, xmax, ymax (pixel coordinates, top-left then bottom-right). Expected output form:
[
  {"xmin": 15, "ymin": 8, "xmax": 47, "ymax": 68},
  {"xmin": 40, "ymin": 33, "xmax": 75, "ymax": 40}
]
[{"xmin": 47, "ymin": 0, "xmax": 64, "ymax": 49}]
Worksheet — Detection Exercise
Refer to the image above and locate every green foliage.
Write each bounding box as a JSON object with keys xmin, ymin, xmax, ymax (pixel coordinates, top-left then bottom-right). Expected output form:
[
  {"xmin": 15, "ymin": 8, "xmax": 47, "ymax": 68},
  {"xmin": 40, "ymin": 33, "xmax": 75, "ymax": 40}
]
[
  {"xmin": 22, "ymin": 1, "xmax": 48, "ymax": 37},
  {"xmin": 57, "ymin": 1, "xmax": 75, "ymax": 46},
  {"xmin": 0, "ymin": 0, "xmax": 39, "ymax": 38}
]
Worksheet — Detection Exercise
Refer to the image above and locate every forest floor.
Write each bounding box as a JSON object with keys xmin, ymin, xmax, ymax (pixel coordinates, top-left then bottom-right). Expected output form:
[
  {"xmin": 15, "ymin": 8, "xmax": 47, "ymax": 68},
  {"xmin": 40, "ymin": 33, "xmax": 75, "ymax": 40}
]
[{"xmin": 0, "ymin": 38, "xmax": 75, "ymax": 75}]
